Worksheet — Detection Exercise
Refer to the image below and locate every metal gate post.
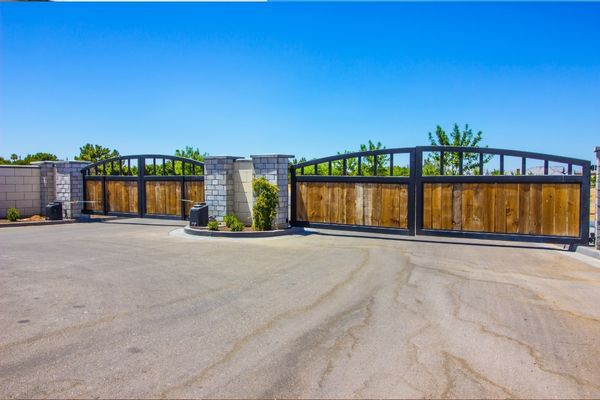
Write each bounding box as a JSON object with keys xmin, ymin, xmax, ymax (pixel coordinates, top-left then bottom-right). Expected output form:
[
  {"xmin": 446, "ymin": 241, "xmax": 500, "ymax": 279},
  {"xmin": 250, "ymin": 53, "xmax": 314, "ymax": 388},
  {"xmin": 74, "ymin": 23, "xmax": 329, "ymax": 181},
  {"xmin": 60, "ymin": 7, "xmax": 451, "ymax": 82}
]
[
  {"xmin": 414, "ymin": 147, "xmax": 423, "ymax": 236},
  {"xmin": 81, "ymin": 171, "xmax": 87, "ymax": 214},
  {"xmin": 407, "ymin": 148, "xmax": 417, "ymax": 236},
  {"xmin": 290, "ymin": 166, "xmax": 297, "ymax": 226},
  {"xmin": 102, "ymin": 176, "xmax": 108, "ymax": 215},
  {"xmin": 180, "ymin": 176, "xmax": 186, "ymax": 220},
  {"xmin": 138, "ymin": 157, "xmax": 145, "ymax": 218},
  {"xmin": 580, "ymin": 162, "xmax": 591, "ymax": 245}
]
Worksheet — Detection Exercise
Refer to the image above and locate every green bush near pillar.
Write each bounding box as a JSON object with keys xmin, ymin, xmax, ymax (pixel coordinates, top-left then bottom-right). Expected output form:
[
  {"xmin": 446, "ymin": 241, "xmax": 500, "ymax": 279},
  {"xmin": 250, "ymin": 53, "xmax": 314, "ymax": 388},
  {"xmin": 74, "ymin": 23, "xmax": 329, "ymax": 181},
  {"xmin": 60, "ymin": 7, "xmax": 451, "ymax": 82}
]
[{"xmin": 252, "ymin": 177, "xmax": 279, "ymax": 231}]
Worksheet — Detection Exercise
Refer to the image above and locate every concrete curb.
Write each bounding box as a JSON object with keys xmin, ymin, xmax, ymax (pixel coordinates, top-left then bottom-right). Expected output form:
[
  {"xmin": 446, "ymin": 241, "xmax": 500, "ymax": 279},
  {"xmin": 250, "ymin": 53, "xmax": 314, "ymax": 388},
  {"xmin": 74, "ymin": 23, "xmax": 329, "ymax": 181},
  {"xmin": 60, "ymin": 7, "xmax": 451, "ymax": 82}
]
[
  {"xmin": 575, "ymin": 245, "xmax": 600, "ymax": 260},
  {"xmin": 0, "ymin": 219, "xmax": 77, "ymax": 228},
  {"xmin": 184, "ymin": 226, "xmax": 305, "ymax": 238}
]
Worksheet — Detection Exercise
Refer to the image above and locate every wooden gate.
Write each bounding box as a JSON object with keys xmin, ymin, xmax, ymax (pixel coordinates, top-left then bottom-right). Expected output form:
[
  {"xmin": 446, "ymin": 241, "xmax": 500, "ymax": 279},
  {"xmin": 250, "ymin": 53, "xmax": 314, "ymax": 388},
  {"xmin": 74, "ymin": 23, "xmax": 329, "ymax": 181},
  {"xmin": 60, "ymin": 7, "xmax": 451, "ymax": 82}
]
[
  {"xmin": 290, "ymin": 146, "xmax": 591, "ymax": 244},
  {"xmin": 82, "ymin": 155, "xmax": 204, "ymax": 220}
]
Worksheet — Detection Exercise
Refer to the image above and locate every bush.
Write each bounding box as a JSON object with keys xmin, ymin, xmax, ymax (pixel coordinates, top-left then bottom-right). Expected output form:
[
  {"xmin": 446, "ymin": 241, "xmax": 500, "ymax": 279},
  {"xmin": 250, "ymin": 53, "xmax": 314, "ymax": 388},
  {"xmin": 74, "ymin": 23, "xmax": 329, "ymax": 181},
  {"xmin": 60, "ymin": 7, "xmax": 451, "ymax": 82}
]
[
  {"xmin": 223, "ymin": 214, "xmax": 237, "ymax": 228},
  {"xmin": 230, "ymin": 220, "xmax": 244, "ymax": 232},
  {"xmin": 6, "ymin": 207, "xmax": 20, "ymax": 222},
  {"xmin": 207, "ymin": 220, "xmax": 219, "ymax": 231},
  {"xmin": 252, "ymin": 177, "xmax": 279, "ymax": 231}
]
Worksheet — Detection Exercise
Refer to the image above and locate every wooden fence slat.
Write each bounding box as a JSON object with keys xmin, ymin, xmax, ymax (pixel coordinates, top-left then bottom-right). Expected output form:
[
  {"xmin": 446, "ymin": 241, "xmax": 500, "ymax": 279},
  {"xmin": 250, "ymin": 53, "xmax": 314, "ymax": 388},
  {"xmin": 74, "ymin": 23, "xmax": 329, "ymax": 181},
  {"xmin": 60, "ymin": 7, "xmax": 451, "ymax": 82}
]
[
  {"xmin": 567, "ymin": 183, "xmax": 580, "ymax": 237},
  {"xmin": 541, "ymin": 184, "xmax": 556, "ymax": 235}
]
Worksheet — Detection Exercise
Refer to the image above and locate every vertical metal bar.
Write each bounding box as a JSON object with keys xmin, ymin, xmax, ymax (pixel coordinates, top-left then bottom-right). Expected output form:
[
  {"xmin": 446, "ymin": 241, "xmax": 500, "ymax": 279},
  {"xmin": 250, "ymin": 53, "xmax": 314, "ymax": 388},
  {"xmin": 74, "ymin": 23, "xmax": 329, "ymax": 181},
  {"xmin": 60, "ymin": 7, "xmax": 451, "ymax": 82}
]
[
  {"xmin": 568, "ymin": 164, "xmax": 573, "ymax": 175},
  {"xmin": 328, "ymin": 161, "xmax": 332, "ymax": 176},
  {"xmin": 479, "ymin": 152, "xmax": 484, "ymax": 175},
  {"xmin": 153, "ymin": 158, "xmax": 156, "ymax": 175},
  {"xmin": 522, "ymin": 158, "xmax": 526, "ymax": 176},
  {"xmin": 358, "ymin": 157, "xmax": 362, "ymax": 176},
  {"xmin": 580, "ymin": 163, "xmax": 591, "ymax": 244},
  {"xmin": 192, "ymin": 164, "xmax": 196, "ymax": 175},
  {"xmin": 544, "ymin": 160, "xmax": 549, "ymax": 175},
  {"xmin": 162, "ymin": 158, "xmax": 166, "ymax": 176},
  {"xmin": 314, "ymin": 164, "xmax": 318, "ymax": 175},
  {"xmin": 138, "ymin": 157, "xmax": 145, "ymax": 218},
  {"xmin": 500, "ymin": 155, "xmax": 504, "ymax": 175},
  {"xmin": 301, "ymin": 166, "xmax": 304, "ymax": 175},
  {"xmin": 172, "ymin": 159, "xmax": 176, "ymax": 175},
  {"xmin": 290, "ymin": 167, "xmax": 297, "ymax": 226},
  {"xmin": 128, "ymin": 158, "xmax": 131, "ymax": 175},
  {"xmin": 440, "ymin": 151, "xmax": 445, "ymax": 175},
  {"xmin": 373, "ymin": 154, "xmax": 378, "ymax": 176},
  {"xmin": 389, "ymin": 153, "xmax": 394, "ymax": 176},
  {"xmin": 102, "ymin": 176, "xmax": 108, "ymax": 215},
  {"xmin": 413, "ymin": 147, "xmax": 423, "ymax": 236},
  {"xmin": 180, "ymin": 176, "xmax": 186, "ymax": 220},
  {"xmin": 458, "ymin": 152, "xmax": 463, "ymax": 175},
  {"xmin": 182, "ymin": 162, "xmax": 186, "ymax": 176},
  {"xmin": 118, "ymin": 158, "xmax": 122, "ymax": 175},
  {"xmin": 342, "ymin": 159, "xmax": 347, "ymax": 176}
]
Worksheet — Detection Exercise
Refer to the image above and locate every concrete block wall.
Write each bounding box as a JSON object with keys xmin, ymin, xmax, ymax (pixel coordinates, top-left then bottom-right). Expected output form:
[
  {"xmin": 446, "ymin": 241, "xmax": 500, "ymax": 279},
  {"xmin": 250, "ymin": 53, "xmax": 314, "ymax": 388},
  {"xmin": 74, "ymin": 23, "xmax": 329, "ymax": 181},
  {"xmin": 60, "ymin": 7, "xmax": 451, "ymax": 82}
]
[
  {"xmin": 0, "ymin": 166, "xmax": 41, "ymax": 218},
  {"xmin": 591, "ymin": 146, "xmax": 600, "ymax": 250},
  {"xmin": 251, "ymin": 155, "xmax": 293, "ymax": 229},
  {"xmin": 233, "ymin": 159, "xmax": 254, "ymax": 225},
  {"xmin": 38, "ymin": 162, "xmax": 56, "ymax": 216},
  {"xmin": 204, "ymin": 156, "xmax": 240, "ymax": 222},
  {"xmin": 54, "ymin": 161, "xmax": 88, "ymax": 219}
]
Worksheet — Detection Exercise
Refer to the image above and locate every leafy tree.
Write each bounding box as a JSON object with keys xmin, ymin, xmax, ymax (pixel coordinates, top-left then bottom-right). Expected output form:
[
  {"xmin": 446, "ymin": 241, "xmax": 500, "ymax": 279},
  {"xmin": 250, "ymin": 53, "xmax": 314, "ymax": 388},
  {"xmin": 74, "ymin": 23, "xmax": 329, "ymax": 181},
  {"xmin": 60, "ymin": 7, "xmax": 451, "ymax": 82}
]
[
  {"xmin": 0, "ymin": 152, "xmax": 58, "ymax": 165},
  {"xmin": 252, "ymin": 177, "xmax": 279, "ymax": 231},
  {"xmin": 426, "ymin": 123, "xmax": 492, "ymax": 175},
  {"xmin": 175, "ymin": 146, "xmax": 207, "ymax": 162},
  {"xmin": 75, "ymin": 144, "xmax": 119, "ymax": 163},
  {"xmin": 10, "ymin": 154, "xmax": 18, "ymax": 162}
]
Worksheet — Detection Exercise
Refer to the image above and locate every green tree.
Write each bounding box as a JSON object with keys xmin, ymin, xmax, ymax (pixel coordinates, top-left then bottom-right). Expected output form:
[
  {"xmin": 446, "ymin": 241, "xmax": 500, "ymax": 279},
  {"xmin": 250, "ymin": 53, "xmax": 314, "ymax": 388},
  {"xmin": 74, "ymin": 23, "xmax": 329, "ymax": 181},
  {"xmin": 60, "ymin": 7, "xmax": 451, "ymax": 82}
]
[
  {"xmin": 75, "ymin": 144, "xmax": 119, "ymax": 163},
  {"xmin": 426, "ymin": 123, "xmax": 491, "ymax": 175},
  {"xmin": 174, "ymin": 146, "xmax": 207, "ymax": 175},
  {"xmin": 22, "ymin": 152, "xmax": 58, "ymax": 164}
]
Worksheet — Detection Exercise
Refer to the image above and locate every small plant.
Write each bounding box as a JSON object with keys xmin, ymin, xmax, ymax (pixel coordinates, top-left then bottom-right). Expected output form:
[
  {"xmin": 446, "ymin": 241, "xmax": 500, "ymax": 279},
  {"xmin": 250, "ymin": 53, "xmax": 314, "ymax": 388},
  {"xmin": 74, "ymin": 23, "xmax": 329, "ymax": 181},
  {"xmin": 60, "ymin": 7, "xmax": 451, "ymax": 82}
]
[
  {"xmin": 223, "ymin": 214, "xmax": 237, "ymax": 228},
  {"xmin": 207, "ymin": 220, "xmax": 219, "ymax": 231},
  {"xmin": 6, "ymin": 207, "xmax": 20, "ymax": 222},
  {"xmin": 252, "ymin": 177, "xmax": 279, "ymax": 231},
  {"xmin": 229, "ymin": 219, "xmax": 244, "ymax": 232}
]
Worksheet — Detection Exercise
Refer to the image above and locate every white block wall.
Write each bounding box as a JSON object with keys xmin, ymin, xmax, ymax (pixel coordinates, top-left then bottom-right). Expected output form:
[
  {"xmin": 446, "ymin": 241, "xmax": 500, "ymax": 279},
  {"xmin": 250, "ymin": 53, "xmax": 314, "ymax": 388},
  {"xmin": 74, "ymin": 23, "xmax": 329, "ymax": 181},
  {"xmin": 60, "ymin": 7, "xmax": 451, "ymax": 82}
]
[
  {"xmin": 233, "ymin": 159, "xmax": 254, "ymax": 225},
  {"xmin": 0, "ymin": 166, "xmax": 41, "ymax": 218}
]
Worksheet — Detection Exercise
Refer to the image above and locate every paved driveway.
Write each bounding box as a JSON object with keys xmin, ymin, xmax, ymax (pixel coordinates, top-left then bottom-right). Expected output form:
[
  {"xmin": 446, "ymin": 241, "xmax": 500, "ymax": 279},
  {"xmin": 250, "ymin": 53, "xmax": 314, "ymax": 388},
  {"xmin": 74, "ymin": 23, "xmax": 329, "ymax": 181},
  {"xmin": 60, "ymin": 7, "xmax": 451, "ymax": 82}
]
[{"xmin": 1, "ymin": 219, "xmax": 600, "ymax": 398}]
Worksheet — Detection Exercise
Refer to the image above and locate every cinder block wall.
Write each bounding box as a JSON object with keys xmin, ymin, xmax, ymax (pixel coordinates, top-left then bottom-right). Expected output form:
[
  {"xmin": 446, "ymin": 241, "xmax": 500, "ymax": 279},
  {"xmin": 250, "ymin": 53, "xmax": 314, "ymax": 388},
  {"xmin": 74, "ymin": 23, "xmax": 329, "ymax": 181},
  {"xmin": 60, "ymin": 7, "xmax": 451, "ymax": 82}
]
[
  {"xmin": 204, "ymin": 156, "xmax": 239, "ymax": 222},
  {"xmin": 0, "ymin": 166, "xmax": 42, "ymax": 218}
]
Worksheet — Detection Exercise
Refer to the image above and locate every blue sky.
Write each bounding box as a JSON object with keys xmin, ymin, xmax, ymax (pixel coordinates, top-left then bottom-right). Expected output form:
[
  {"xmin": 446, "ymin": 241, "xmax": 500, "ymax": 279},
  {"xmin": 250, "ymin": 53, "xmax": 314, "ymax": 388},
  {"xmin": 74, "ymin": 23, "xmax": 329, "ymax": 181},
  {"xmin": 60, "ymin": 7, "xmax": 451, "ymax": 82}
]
[{"xmin": 1, "ymin": 3, "xmax": 599, "ymax": 162}]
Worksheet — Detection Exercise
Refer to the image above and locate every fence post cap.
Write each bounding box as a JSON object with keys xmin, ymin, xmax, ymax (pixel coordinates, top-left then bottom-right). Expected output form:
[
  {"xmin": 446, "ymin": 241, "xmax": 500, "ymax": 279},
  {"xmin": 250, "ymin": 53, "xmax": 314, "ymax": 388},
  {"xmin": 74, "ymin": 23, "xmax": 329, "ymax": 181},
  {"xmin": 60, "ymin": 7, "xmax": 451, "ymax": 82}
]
[{"xmin": 250, "ymin": 154, "xmax": 295, "ymax": 158}]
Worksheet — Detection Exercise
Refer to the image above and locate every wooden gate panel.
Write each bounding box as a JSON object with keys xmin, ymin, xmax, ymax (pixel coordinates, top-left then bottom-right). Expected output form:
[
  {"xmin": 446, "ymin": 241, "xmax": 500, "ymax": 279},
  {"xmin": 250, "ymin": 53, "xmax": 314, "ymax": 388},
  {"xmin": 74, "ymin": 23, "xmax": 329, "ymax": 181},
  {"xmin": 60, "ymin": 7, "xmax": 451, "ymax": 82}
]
[
  {"xmin": 296, "ymin": 181, "xmax": 408, "ymax": 229},
  {"xmin": 145, "ymin": 181, "xmax": 181, "ymax": 216},
  {"xmin": 106, "ymin": 181, "xmax": 138, "ymax": 214},
  {"xmin": 85, "ymin": 180, "xmax": 104, "ymax": 212},
  {"xmin": 184, "ymin": 181, "xmax": 205, "ymax": 216},
  {"xmin": 422, "ymin": 183, "xmax": 580, "ymax": 237}
]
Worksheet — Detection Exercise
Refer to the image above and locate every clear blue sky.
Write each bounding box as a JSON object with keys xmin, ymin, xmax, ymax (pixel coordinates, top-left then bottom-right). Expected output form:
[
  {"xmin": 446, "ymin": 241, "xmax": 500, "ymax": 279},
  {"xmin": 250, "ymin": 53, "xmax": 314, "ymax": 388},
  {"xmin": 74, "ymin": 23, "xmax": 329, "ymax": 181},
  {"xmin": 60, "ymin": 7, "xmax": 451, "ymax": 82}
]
[{"xmin": 1, "ymin": 2, "xmax": 599, "ymax": 162}]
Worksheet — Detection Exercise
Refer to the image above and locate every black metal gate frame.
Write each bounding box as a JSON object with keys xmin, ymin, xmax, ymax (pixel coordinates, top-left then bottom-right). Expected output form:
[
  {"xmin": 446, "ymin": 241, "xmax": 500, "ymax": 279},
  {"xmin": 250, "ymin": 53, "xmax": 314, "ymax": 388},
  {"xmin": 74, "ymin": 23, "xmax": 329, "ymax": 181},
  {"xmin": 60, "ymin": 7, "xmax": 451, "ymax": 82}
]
[
  {"xmin": 81, "ymin": 154, "xmax": 205, "ymax": 220},
  {"xmin": 290, "ymin": 146, "xmax": 591, "ymax": 245}
]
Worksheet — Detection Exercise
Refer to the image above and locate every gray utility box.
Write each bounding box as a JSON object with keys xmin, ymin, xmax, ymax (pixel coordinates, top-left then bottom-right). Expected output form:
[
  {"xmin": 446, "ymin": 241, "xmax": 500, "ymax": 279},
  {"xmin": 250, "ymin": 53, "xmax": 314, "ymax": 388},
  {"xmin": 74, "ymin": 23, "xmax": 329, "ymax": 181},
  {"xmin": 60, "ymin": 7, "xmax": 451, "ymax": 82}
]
[
  {"xmin": 46, "ymin": 202, "xmax": 63, "ymax": 220},
  {"xmin": 189, "ymin": 203, "xmax": 209, "ymax": 227}
]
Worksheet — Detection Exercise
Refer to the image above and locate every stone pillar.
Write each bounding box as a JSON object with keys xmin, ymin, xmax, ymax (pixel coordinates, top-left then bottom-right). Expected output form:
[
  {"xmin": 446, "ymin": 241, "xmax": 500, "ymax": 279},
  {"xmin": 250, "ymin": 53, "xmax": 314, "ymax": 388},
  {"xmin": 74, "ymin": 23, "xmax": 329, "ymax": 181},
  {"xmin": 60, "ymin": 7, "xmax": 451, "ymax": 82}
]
[
  {"xmin": 54, "ymin": 161, "xmax": 89, "ymax": 219},
  {"xmin": 204, "ymin": 156, "xmax": 240, "ymax": 222},
  {"xmin": 596, "ymin": 147, "xmax": 600, "ymax": 250},
  {"xmin": 251, "ymin": 154, "xmax": 293, "ymax": 229}
]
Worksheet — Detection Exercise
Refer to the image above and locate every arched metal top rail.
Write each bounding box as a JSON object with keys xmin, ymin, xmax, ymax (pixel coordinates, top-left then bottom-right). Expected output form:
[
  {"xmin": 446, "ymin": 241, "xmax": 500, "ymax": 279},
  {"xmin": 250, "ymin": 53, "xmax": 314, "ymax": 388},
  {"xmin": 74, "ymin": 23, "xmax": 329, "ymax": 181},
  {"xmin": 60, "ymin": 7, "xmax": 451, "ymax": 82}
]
[
  {"xmin": 290, "ymin": 146, "xmax": 590, "ymax": 177},
  {"xmin": 81, "ymin": 154, "xmax": 205, "ymax": 177}
]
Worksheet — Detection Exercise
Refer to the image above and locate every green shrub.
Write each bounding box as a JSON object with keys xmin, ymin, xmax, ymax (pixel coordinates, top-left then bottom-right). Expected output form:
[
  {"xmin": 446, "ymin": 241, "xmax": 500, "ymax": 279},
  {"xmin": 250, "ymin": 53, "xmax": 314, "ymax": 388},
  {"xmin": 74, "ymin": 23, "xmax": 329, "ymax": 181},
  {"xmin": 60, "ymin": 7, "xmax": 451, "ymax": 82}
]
[
  {"xmin": 230, "ymin": 220, "xmax": 244, "ymax": 232},
  {"xmin": 207, "ymin": 220, "xmax": 219, "ymax": 231},
  {"xmin": 223, "ymin": 214, "xmax": 237, "ymax": 228},
  {"xmin": 252, "ymin": 177, "xmax": 279, "ymax": 231},
  {"xmin": 6, "ymin": 207, "xmax": 20, "ymax": 222}
]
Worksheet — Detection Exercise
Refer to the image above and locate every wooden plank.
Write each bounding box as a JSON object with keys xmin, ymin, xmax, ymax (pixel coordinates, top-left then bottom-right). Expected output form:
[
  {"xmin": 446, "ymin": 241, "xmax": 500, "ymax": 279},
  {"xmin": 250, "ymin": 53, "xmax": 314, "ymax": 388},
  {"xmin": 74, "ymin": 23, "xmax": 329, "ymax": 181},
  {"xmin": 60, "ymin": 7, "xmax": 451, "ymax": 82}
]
[
  {"xmin": 381, "ymin": 184, "xmax": 402, "ymax": 228},
  {"xmin": 398, "ymin": 184, "xmax": 408, "ymax": 229},
  {"xmin": 431, "ymin": 183, "xmax": 442, "ymax": 230},
  {"xmin": 505, "ymin": 184, "xmax": 519, "ymax": 234},
  {"xmin": 566, "ymin": 183, "xmax": 580, "ymax": 237},
  {"xmin": 344, "ymin": 183, "xmax": 356, "ymax": 225},
  {"xmin": 440, "ymin": 183, "xmax": 453, "ymax": 230},
  {"xmin": 494, "ymin": 183, "xmax": 507, "ymax": 233},
  {"xmin": 451, "ymin": 183, "xmax": 462, "ymax": 231},
  {"xmin": 518, "ymin": 183, "xmax": 530, "ymax": 234},
  {"xmin": 355, "ymin": 183, "xmax": 364, "ymax": 225},
  {"xmin": 422, "ymin": 184, "xmax": 432, "ymax": 229},
  {"xmin": 471, "ymin": 183, "xmax": 484, "ymax": 232},
  {"xmin": 554, "ymin": 184, "xmax": 568, "ymax": 236},
  {"xmin": 528, "ymin": 184, "xmax": 542, "ymax": 235},
  {"xmin": 461, "ymin": 183, "xmax": 475, "ymax": 231},
  {"xmin": 482, "ymin": 183, "xmax": 495, "ymax": 233},
  {"xmin": 296, "ymin": 182, "xmax": 308, "ymax": 222},
  {"xmin": 541, "ymin": 184, "xmax": 556, "ymax": 235}
]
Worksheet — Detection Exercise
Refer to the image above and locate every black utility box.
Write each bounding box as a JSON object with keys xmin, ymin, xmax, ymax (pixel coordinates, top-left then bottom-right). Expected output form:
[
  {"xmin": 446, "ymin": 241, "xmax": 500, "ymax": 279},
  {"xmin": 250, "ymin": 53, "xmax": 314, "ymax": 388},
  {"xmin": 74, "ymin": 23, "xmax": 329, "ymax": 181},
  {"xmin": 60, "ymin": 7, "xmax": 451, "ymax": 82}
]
[
  {"xmin": 46, "ymin": 201, "xmax": 63, "ymax": 220},
  {"xmin": 189, "ymin": 202, "xmax": 209, "ymax": 227}
]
